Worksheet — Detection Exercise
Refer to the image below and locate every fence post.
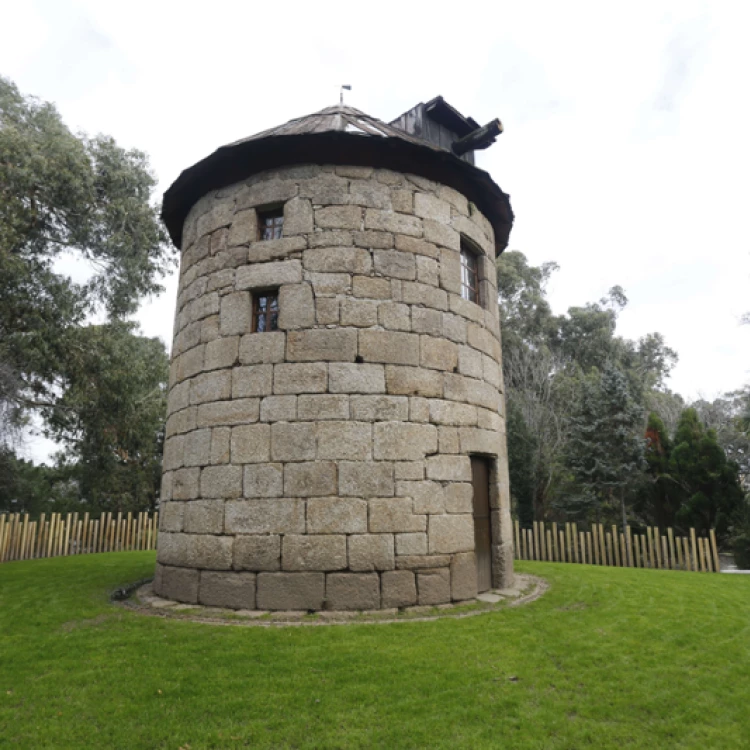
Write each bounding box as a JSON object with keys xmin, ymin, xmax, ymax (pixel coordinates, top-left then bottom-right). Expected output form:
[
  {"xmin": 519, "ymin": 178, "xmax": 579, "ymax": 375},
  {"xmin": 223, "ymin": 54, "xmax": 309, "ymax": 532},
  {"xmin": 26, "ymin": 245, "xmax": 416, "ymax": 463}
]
[
  {"xmin": 0, "ymin": 515, "xmax": 6, "ymax": 562},
  {"xmin": 689, "ymin": 528, "xmax": 698, "ymax": 573},
  {"xmin": 551, "ymin": 522, "xmax": 558, "ymax": 561},
  {"xmin": 71, "ymin": 513, "xmax": 79, "ymax": 554},
  {"xmin": 667, "ymin": 526, "xmax": 677, "ymax": 570},
  {"xmin": 76, "ymin": 516, "xmax": 84, "ymax": 554},
  {"xmin": 8, "ymin": 514, "xmax": 18, "ymax": 560},
  {"xmin": 709, "ymin": 530, "xmax": 720, "ymax": 573},
  {"xmin": 544, "ymin": 528, "xmax": 555, "ymax": 562},
  {"xmin": 703, "ymin": 537, "xmax": 713, "ymax": 572},
  {"xmin": 611, "ymin": 526, "xmax": 620, "ymax": 567},
  {"xmin": 28, "ymin": 521, "xmax": 38, "ymax": 559},
  {"xmin": 655, "ymin": 530, "xmax": 663, "ymax": 569},
  {"xmin": 35, "ymin": 513, "xmax": 46, "ymax": 559}
]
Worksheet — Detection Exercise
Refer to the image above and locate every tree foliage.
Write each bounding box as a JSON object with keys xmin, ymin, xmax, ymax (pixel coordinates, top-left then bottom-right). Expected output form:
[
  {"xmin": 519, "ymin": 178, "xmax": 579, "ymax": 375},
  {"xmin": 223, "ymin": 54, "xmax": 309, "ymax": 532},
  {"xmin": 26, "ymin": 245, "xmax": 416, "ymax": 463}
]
[
  {"xmin": 0, "ymin": 75, "xmax": 174, "ymax": 438},
  {"xmin": 564, "ymin": 365, "xmax": 645, "ymax": 526},
  {"xmin": 497, "ymin": 250, "xmax": 748, "ymax": 539},
  {"xmin": 0, "ymin": 76, "xmax": 175, "ymax": 513},
  {"xmin": 505, "ymin": 399, "xmax": 536, "ymax": 527},
  {"xmin": 497, "ymin": 251, "xmax": 678, "ymax": 527},
  {"xmin": 0, "ymin": 449, "xmax": 79, "ymax": 515},
  {"xmin": 668, "ymin": 408, "xmax": 744, "ymax": 539},
  {"xmin": 44, "ymin": 324, "xmax": 168, "ymax": 513},
  {"xmin": 496, "ymin": 250, "xmax": 747, "ymax": 543},
  {"xmin": 638, "ymin": 412, "xmax": 678, "ymax": 529}
]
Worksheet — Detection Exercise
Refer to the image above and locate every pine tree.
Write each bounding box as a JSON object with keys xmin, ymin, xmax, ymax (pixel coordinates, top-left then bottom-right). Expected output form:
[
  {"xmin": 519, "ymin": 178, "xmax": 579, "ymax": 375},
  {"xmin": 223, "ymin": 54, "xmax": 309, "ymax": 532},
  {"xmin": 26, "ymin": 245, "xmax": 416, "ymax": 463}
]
[
  {"xmin": 669, "ymin": 408, "xmax": 744, "ymax": 540},
  {"xmin": 566, "ymin": 364, "xmax": 645, "ymax": 529}
]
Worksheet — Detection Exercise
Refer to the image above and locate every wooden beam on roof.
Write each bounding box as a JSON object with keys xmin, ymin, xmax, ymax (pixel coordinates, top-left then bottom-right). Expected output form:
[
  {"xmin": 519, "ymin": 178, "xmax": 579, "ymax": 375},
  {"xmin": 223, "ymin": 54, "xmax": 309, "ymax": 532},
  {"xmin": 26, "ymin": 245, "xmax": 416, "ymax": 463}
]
[{"xmin": 451, "ymin": 119, "xmax": 503, "ymax": 156}]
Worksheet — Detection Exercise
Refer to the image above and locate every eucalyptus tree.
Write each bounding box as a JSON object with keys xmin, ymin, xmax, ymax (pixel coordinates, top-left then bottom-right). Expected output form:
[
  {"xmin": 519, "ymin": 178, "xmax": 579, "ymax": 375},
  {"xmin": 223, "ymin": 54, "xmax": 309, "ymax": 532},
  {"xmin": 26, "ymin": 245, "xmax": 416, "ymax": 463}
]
[
  {"xmin": 0, "ymin": 75, "xmax": 174, "ymax": 440},
  {"xmin": 0, "ymin": 76, "xmax": 175, "ymax": 509}
]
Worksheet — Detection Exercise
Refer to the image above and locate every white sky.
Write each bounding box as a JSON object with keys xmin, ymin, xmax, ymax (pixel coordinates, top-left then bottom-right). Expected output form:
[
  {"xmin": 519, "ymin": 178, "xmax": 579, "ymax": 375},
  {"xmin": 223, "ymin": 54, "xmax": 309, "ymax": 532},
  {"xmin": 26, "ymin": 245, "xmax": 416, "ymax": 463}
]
[{"xmin": 2, "ymin": 0, "xmax": 749, "ymax": 462}]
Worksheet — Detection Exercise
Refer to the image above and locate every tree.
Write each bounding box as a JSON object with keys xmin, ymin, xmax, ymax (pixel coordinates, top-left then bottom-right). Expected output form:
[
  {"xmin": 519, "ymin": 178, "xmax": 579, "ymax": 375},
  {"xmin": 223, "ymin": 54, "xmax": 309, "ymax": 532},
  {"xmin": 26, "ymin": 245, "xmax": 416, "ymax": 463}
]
[
  {"xmin": 669, "ymin": 408, "xmax": 744, "ymax": 540},
  {"xmin": 505, "ymin": 399, "xmax": 537, "ymax": 527},
  {"xmin": 565, "ymin": 364, "xmax": 645, "ymax": 530},
  {"xmin": 0, "ymin": 76, "xmax": 174, "ymax": 445},
  {"xmin": 638, "ymin": 412, "xmax": 679, "ymax": 528},
  {"xmin": 497, "ymin": 253, "xmax": 573, "ymax": 521},
  {"xmin": 693, "ymin": 392, "xmax": 750, "ymax": 489},
  {"xmin": 497, "ymin": 251, "xmax": 675, "ymax": 524},
  {"xmin": 0, "ymin": 449, "xmax": 79, "ymax": 515},
  {"xmin": 43, "ymin": 324, "xmax": 168, "ymax": 514},
  {"xmin": 495, "ymin": 250, "xmax": 558, "ymax": 349},
  {"xmin": 552, "ymin": 288, "xmax": 625, "ymax": 373}
]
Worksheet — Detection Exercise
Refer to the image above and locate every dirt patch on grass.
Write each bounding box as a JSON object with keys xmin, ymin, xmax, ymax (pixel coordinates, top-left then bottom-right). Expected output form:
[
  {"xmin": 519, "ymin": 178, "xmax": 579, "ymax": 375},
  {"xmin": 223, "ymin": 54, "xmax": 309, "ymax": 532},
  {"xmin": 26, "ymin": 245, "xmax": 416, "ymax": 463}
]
[{"xmin": 115, "ymin": 573, "xmax": 548, "ymax": 628}]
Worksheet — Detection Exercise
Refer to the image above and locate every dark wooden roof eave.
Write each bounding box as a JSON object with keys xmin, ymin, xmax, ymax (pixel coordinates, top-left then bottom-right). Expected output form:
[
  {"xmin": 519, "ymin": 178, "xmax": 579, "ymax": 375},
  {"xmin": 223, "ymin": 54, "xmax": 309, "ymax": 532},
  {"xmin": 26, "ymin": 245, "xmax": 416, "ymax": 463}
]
[{"xmin": 161, "ymin": 131, "xmax": 514, "ymax": 256}]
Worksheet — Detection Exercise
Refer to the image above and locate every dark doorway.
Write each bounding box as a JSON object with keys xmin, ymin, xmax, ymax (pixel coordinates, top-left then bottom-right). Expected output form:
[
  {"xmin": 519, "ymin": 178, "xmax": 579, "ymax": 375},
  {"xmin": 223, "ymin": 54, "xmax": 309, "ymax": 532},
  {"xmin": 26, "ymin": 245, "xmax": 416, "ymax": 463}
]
[{"xmin": 471, "ymin": 456, "xmax": 492, "ymax": 592}]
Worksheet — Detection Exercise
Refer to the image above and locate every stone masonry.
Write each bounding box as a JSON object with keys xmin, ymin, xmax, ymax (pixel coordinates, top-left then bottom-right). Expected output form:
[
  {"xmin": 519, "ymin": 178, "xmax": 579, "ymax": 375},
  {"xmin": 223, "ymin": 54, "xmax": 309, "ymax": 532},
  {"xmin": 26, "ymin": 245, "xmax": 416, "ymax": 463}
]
[{"xmin": 154, "ymin": 163, "xmax": 514, "ymax": 610}]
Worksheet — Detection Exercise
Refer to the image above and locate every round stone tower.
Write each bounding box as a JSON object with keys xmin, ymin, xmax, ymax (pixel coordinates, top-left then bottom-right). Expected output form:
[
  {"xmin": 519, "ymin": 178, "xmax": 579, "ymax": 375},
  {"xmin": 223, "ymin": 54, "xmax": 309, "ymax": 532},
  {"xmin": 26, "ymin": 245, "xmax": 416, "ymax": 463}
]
[{"xmin": 154, "ymin": 100, "xmax": 515, "ymax": 611}]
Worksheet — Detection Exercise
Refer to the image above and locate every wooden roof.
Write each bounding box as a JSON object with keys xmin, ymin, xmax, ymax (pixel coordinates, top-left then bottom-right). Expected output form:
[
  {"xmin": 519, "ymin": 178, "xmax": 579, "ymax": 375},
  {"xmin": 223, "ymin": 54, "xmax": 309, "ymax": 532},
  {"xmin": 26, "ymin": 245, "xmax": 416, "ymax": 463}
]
[
  {"xmin": 162, "ymin": 104, "xmax": 514, "ymax": 255},
  {"xmin": 231, "ymin": 105, "xmax": 435, "ymax": 147}
]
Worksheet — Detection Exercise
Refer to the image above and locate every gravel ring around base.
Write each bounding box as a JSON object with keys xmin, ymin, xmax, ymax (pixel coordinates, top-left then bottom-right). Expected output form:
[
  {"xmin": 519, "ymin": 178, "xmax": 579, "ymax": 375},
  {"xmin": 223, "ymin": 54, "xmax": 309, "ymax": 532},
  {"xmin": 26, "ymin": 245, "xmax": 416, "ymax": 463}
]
[{"xmin": 114, "ymin": 574, "xmax": 549, "ymax": 628}]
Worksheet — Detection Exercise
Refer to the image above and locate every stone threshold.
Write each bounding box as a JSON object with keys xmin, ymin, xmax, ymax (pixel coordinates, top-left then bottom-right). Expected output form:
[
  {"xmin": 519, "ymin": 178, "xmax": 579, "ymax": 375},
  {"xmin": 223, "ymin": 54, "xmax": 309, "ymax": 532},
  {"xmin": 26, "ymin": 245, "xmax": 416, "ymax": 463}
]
[{"xmin": 115, "ymin": 574, "xmax": 547, "ymax": 627}]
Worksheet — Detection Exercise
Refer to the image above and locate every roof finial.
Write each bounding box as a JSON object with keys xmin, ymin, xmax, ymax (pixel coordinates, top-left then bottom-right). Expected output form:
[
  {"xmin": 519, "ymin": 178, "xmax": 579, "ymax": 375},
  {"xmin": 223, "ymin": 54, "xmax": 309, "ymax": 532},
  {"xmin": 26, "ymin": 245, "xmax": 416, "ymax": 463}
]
[{"xmin": 340, "ymin": 84, "xmax": 352, "ymax": 105}]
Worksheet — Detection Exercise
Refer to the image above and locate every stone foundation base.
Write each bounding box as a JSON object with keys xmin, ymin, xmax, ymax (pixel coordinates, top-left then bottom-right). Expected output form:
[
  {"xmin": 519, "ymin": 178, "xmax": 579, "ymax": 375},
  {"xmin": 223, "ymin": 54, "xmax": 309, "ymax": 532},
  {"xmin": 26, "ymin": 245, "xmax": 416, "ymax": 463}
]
[
  {"xmin": 130, "ymin": 574, "xmax": 544, "ymax": 625},
  {"xmin": 153, "ymin": 555, "xmax": 514, "ymax": 611}
]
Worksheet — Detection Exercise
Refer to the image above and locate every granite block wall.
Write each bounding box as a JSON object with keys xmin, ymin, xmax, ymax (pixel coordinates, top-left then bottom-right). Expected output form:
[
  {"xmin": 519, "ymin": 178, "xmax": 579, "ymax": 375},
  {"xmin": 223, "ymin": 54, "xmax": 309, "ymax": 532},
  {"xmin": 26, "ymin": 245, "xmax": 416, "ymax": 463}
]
[{"xmin": 153, "ymin": 164, "xmax": 514, "ymax": 610}]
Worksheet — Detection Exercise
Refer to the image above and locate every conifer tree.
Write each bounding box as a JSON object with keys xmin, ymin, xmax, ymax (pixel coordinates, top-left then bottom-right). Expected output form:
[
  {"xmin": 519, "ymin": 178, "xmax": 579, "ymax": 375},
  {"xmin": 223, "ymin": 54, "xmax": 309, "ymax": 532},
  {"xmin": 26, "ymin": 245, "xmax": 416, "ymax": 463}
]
[
  {"xmin": 566, "ymin": 364, "xmax": 645, "ymax": 529},
  {"xmin": 669, "ymin": 408, "xmax": 744, "ymax": 540},
  {"xmin": 639, "ymin": 412, "xmax": 679, "ymax": 528}
]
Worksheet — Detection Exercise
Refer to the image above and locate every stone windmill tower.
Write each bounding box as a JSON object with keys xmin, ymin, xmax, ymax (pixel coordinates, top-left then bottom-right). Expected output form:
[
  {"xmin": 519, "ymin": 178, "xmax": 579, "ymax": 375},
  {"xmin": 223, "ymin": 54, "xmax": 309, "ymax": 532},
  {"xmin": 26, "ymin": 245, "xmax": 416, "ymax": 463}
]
[{"xmin": 155, "ymin": 96, "xmax": 515, "ymax": 611}]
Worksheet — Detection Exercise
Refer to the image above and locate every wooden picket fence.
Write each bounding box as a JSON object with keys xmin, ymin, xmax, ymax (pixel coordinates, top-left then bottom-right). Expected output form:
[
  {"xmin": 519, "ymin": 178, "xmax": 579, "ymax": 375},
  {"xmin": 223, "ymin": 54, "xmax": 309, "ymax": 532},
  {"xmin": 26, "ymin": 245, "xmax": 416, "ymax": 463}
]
[
  {"xmin": 0, "ymin": 511, "xmax": 159, "ymax": 563},
  {"xmin": 514, "ymin": 520, "xmax": 721, "ymax": 573}
]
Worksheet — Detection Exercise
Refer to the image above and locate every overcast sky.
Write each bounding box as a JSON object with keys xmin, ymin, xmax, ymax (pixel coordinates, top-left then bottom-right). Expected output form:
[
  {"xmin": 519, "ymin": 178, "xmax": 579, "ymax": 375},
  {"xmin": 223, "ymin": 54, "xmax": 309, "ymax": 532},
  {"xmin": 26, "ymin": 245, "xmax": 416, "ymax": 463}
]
[{"xmin": 3, "ymin": 0, "xmax": 749, "ymax": 462}]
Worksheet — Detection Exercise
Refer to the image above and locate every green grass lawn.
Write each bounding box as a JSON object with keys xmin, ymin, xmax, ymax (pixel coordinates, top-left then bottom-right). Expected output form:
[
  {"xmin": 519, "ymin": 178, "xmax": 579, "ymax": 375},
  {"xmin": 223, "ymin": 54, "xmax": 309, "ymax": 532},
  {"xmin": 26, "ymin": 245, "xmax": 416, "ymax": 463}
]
[{"xmin": 1, "ymin": 553, "xmax": 749, "ymax": 749}]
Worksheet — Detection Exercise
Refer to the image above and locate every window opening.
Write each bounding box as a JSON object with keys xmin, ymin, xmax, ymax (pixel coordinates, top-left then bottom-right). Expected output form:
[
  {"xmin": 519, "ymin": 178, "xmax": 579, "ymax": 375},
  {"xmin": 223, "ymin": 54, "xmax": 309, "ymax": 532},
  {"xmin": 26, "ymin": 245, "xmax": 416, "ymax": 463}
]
[
  {"xmin": 460, "ymin": 238, "xmax": 480, "ymax": 305},
  {"xmin": 258, "ymin": 206, "xmax": 284, "ymax": 241},
  {"xmin": 252, "ymin": 291, "xmax": 279, "ymax": 332}
]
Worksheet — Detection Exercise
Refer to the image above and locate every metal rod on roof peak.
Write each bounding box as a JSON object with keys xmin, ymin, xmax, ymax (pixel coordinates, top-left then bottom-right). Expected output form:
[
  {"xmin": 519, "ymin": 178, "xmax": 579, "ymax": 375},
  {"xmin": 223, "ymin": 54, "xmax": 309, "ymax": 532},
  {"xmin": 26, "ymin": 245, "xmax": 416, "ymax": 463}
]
[{"xmin": 340, "ymin": 84, "xmax": 352, "ymax": 105}]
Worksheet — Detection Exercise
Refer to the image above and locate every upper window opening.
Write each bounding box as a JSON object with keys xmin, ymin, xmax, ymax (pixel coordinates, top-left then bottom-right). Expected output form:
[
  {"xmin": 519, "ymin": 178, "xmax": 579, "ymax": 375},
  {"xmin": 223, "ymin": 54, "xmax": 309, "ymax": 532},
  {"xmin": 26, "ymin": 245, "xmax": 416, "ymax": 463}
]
[
  {"xmin": 252, "ymin": 290, "xmax": 279, "ymax": 332},
  {"xmin": 460, "ymin": 238, "xmax": 481, "ymax": 305},
  {"xmin": 258, "ymin": 206, "xmax": 284, "ymax": 241}
]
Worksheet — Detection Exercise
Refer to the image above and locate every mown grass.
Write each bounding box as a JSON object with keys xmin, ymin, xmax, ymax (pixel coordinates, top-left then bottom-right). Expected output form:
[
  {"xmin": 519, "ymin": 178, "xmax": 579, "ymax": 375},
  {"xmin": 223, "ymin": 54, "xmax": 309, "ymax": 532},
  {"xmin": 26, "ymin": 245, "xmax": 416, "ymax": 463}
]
[{"xmin": 1, "ymin": 553, "xmax": 748, "ymax": 749}]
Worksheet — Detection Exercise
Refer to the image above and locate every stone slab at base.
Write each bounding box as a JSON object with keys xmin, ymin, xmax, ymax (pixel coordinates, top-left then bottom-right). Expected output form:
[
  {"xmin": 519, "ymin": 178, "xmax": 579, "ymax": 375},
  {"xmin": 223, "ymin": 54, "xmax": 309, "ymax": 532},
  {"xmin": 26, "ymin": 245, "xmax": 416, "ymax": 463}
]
[{"xmin": 127, "ymin": 574, "xmax": 545, "ymax": 626}]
